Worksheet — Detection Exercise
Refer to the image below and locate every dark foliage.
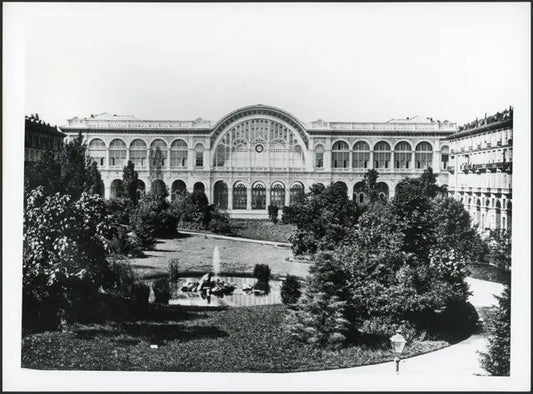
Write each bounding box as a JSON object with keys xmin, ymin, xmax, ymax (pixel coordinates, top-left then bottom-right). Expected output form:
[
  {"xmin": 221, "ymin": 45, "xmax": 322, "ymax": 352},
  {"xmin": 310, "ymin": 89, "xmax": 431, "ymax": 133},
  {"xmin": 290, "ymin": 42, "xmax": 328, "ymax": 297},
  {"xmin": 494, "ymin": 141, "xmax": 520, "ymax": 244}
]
[
  {"xmin": 281, "ymin": 275, "xmax": 302, "ymax": 304},
  {"xmin": 253, "ymin": 264, "xmax": 271, "ymax": 282},
  {"xmin": 153, "ymin": 277, "xmax": 171, "ymax": 304},
  {"xmin": 122, "ymin": 161, "xmax": 139, "ymax": 205},
  {"xmin": 479, "ymin": 286, "xmax": 511, "ymax": 375},
  {"xmin": 268, "ymin": 204, "xmax": 279, "ymax": 224}
]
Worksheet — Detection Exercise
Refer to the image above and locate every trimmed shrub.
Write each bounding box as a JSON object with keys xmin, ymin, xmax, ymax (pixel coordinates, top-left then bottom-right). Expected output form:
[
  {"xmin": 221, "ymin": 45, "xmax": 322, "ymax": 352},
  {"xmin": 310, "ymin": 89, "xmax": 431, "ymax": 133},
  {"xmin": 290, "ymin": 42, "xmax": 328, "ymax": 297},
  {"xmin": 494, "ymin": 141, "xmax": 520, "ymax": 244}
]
[
  {"xmin": 281, "ymin": 275, "xmax": 302, "ymax": 304},
  {"xmin": 153, "ymin": 277, "xmax": 171, "ymax": 304},
  {"xmin": 253, "ymin": 264, "xmax": 271, "ymax": 283},
  {"xmin": 268, "ymin": 204, "xmax": 279, "ymax": 224}
]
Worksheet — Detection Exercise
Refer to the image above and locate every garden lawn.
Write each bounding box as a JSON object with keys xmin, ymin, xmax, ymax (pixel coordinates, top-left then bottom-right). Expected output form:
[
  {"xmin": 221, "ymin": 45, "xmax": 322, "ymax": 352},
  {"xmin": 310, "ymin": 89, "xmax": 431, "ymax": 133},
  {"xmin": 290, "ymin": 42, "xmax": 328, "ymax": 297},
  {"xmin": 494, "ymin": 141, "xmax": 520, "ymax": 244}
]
[
  {"xmin": 22, "ymin": 304, "xmax": 448, "ymax": 372},
  {"xmin": 229, "ymin": 219, "xmax": 296, "ymax": 243},
  {"xmin": 128, "ymin": 234, "xmax": 308, "ymax": 280}
]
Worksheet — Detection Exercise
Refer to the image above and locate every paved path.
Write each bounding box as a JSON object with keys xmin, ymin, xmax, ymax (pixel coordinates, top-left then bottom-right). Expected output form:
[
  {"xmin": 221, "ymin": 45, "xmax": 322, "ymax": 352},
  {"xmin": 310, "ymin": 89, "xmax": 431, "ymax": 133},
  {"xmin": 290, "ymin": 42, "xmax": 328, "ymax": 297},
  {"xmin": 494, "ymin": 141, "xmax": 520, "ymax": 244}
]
[
  {"xmin": 177, "ymin": 229, "xmax": 292, "ymax": 247},
  {"xmin": 336, "ymin": 278, "xmax": 505, "ymax": 376}
]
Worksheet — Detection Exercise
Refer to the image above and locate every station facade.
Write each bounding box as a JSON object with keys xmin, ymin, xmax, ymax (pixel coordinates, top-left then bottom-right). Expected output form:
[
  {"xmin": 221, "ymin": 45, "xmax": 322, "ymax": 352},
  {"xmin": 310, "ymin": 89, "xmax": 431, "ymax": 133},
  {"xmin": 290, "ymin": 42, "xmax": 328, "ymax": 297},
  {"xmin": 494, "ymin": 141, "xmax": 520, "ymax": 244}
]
[{"xmin": 61, "ymin": 104, "xmax": 455, "ymax": 218}]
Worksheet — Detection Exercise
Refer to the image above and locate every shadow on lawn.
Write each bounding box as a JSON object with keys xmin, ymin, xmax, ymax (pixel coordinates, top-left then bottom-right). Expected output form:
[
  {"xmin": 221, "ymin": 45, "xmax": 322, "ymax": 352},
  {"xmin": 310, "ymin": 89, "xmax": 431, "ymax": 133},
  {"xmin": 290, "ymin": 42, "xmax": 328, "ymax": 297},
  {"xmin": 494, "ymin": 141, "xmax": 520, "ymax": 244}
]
[{"xmin": 74, "ymin": 322, "xmax": 228, "ymax": 344}]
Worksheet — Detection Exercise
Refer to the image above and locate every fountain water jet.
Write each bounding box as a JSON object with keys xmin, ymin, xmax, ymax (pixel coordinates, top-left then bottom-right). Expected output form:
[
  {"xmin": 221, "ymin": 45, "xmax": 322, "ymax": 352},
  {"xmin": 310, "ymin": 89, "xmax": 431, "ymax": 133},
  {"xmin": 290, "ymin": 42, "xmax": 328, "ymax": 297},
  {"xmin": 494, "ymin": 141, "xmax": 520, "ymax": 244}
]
[{"xmin": 212, "ymin": 246, "xmax": 221, "ymax": 279}]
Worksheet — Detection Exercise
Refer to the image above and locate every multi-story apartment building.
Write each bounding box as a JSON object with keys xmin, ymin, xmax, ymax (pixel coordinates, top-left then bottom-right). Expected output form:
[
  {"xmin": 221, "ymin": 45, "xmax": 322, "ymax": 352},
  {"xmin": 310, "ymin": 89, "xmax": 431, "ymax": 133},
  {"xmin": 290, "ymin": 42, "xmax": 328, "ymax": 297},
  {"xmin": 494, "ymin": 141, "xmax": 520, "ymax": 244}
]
[
  {"xmin": 61, "ymin": 104, "xmax": 455, "ymax": 218},
  {"xmin": 447, "ymin": 107, "xmax": 513, "ymax": 232},
  {"xmin": 25, "ymin": 114, "xmax": 65, "ymax": 163}
]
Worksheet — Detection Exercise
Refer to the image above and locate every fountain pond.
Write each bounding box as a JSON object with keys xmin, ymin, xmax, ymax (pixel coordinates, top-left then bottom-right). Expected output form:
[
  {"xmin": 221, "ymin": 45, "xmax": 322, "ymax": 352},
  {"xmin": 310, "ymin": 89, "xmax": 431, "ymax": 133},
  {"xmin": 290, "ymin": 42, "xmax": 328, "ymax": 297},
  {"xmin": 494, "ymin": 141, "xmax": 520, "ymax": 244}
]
[{"xmin": 168, "ymin": 276, "xmax": 283, "ymax": 307}]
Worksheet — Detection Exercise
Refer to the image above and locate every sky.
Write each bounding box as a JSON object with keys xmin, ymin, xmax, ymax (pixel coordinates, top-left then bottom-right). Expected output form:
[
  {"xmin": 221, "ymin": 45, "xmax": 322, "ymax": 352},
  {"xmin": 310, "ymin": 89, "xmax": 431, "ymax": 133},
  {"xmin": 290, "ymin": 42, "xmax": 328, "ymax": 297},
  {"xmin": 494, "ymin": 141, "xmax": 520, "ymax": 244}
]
[{"xmin": 9, "ymin": 3, "xmax": 532, "ymax": 126}]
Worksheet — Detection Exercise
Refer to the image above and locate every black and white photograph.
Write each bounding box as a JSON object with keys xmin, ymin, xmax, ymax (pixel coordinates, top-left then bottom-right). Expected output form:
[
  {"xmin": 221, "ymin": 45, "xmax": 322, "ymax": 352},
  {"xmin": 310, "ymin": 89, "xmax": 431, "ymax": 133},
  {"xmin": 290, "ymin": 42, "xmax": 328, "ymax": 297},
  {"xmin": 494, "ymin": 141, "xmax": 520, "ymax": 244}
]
[{"xmin": 3, "ymin": 2, "xmax": 530, "ymax": 391}]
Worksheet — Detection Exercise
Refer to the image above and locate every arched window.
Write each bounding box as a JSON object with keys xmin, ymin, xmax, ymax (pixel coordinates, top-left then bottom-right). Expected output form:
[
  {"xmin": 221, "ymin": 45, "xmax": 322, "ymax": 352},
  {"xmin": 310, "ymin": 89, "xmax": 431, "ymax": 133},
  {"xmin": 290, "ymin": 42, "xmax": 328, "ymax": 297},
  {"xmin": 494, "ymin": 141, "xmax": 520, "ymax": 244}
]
[
  {"xmin": 88, "ymin": 138, "xmax": 106, "ymax": 167},
  {"xmin": 252, "ymin": 183, "xmax": 266, "ymax": 210},
  {"xmin": 195, "ymin": 144, "xmax": 204, "ymax": 168},
  {"xmin": 353, "ymin": 181, "xmax": 365, "ymax": 203},
  {"xmin": 334, "ymin": 181, "xmax": 348, "ymax": 196},
  {"xmin": 110, "ymin": 179, "xmax": 123, "ymax": 199},
  {"xmin": 289, "ymin": 182, "xmax": 305, "ymax": 205},
  {"xmin": 440, "ymin": 145, "xmax": 450, "ymax": 169},
  {"xmin": 292, "ymin": 144, "xmax": 304, "ymax": 168},
  {"xmin": 315, "ymin": 145, "xmax": 324, "ymax": 168},
  {"xmin": 233, "ymin": 182, "xmax": 247, "ymax": 210},
  {"xmin": 374, "ymin": 141, "xmax": 391, "ymax": 169},
  {"xmin": 193, "ymin": 182, "xmax": 205, "ymax": 193},
  {"xmin": 171, "ymin": 180, "xmax": 187, "ymax": 201},
  {"xmin": 109, "ymin": 139, "xmax": 127, "ymax": 168},
  {"xmin": 150, "ymin": 139, "xmax": 168, "ymax": 167},
  {"xmin": 130, "ymin": 139, "xmax": 148, "ymax": 168},
  {"xmin": 270, "ymin": 182, "xmax": 286, "ymax": 208},
  {"xmin": 376, "ymin": 182, "xmax": 389, "ymax": 200},
  {"xmin": 213, "ymin": 181, "xmax": 228, "ymax": 209},
  {"xmin": 415, "ymin": 142, "xmax": 433, "ymax": 169},
  {"xmin": 352, "ymin": 141, "xmax": 370, "ymax": 169},
  {"xmin": 394, "ymin": 142, "xmax": 412, "ymax": 169},
  {"xmin": 170, "ymin": 140, "xmax": 188, "ymax": 168},
  {"xmin": 332, "ymin": 141, "xmax": 350, "ymax": 168}
]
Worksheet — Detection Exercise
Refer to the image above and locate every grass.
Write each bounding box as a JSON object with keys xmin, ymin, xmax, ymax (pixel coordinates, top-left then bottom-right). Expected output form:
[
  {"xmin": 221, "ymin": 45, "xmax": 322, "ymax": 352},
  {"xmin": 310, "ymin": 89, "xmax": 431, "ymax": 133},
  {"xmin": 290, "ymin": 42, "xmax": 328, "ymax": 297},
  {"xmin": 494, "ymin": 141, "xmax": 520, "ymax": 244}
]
[
  {"xmin": 128, "ymin": 234, "xmax": 309, "ymax": 280},
  {"xmin": 229, "ymin": 219, "xmax": 296, "ymax": 243},
  {"xmin": 21, "ymin": 303, "xmax": 448, "ymax": 372}
]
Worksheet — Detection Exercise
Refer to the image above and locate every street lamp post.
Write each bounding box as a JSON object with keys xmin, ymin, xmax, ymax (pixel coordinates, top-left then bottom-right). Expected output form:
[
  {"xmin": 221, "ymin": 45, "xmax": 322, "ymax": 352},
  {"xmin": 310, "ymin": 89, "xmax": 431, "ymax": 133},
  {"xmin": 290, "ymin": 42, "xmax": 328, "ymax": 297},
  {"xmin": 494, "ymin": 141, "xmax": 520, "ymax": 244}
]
[{"xmin": 389, "ymin": 329, "xmax": 407, "ymax": 375}]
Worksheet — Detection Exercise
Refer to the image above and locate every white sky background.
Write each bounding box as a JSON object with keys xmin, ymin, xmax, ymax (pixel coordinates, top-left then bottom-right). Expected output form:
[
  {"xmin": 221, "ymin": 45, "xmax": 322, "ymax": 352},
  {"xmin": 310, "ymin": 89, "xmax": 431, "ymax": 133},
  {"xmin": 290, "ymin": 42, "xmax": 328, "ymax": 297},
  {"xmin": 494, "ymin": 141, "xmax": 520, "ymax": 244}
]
[{"xmin": 18, "ymin": 2, "xmax": 530, "ymax": 126}]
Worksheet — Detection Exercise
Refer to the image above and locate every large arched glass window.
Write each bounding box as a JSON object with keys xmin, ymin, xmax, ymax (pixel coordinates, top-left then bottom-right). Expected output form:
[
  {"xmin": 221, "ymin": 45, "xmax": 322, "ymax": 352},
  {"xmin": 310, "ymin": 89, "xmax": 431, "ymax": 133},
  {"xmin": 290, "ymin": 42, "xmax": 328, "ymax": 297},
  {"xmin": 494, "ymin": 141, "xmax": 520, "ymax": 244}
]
[
  {"xmin": 376, "ymin": 182, "xmax": 389, "ymax": 200},
  {"xmin": 233, "ymin": 182, "xmax": 247, "ymax": 209},
  {"xmin": 352, "ymin": 141, "xmax": 370, "ymax": 169},
  {"xmin": 353, "ymin": 181, "xmax": 365, "ymax": 203},
  {"xmin": 213, "ymin": 181, "xmax": 228, "ymax": 209},
  {"xmin": 109, "ymin": 139, "xmax": 127, "ymax": 168},
  {"xmin": 415, "ymin": 142, "xmax": 433, "ymax": 169},
  {"xmin": 88, "ymin": 138, "xmax": 106, "ymax": 167},
  {"xmin": 315, "ymin": 145, "xmax": 324, "ymax": 168},
  {"xmin": 373, "ymin": 141, "xmax": 391, "ymax": 169},
  {"xmin": 215, "ymin": 143, "xmax": 230, "ymax": 167},
  {"xmin": 150, "ymin": 139, "xmax": 168, "ymax": 167},
  {"xmin": 394, "ymin": 142, "xmax": 412, "ymax": 169},
  {"xmin": 136, "ymin": 180, "xmax": 146, "ymax": 201},
  {"xmin": 252, "ymin": 182, "xmax": 266, "ymax": 210},
  {"xmin": 289, "ymin": 182, "xmax": 305, "ymax": 205},
  {"xmin": 332, "ymin": 141, "xmax": 350, "ymax": 168},
  {"xmin": 270, "ymin": 182, "xmax": 286, "ymax": 208},
  {"xmin": 170, "ymin": 140, "xmax": 188, "ymax": 168},
  {"xmin": 130, "ymin": 139, "xmax": 148, "ymax": 168}
]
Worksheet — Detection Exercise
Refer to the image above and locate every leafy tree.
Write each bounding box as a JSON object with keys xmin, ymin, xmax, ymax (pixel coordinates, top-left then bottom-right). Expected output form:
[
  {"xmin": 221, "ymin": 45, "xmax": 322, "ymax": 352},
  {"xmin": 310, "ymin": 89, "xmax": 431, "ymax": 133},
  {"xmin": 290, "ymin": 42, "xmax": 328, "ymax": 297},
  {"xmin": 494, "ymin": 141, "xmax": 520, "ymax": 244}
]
[
  {"xmin": 25, "ymin": 132, "xmax": 105, "ymax": 200},
  {"xmin": 479, "ymin": 285, "xmax": 511, "ymax": 376},
  {"xmin": 289, "ymin": 183, "xmax": 361, "ymax": 255},
  {"xmin": 361, "ymin": 169, "xmax": 379, "ymax": 203},
  {"xmin": 24, "ymin": 151, "xmax": 62, "ymax": 198},
  {"xmin": 173, "ymin": 190, "xmax": 213, "ymax": 230},
  {"xmin": 486, "ymin": 229, "xmax": 512, "ymax": 272},
  {"xmin": 85, "ymin": 161, "xmax": 105, "ymax": 197},
  {"xmin": 23, "ymin": 187, "xmax": 113, "ymax": 329},
  {"xmin": 122, "ymin": 160, "xmax": 139, "ymax": 204}
]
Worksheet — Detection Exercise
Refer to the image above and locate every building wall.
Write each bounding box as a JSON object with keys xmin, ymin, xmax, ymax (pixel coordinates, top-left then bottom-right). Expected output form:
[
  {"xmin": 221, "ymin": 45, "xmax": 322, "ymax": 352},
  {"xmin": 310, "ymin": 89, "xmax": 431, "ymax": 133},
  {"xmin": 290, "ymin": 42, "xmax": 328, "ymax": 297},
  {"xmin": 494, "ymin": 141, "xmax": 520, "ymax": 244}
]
[
  {"xmin": 25, "ymin": 115, "xmax": 65, "ymax": 162},
  {"xmin": 61, "ymin": 106, "xmax": 455, "ymax": 219},
  {"xmin": 447, "ymin": 108, "xmax": 513, "ymax": 232}
]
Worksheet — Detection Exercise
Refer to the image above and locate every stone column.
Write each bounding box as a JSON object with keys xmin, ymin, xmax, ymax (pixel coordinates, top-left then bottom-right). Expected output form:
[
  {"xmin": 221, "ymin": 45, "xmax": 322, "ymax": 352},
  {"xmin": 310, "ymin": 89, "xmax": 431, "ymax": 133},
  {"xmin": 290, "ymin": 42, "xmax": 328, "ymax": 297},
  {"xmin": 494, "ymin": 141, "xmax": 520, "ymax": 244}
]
[
  {"xmin": 369, "ymin": 151, "xmax": 374, "ymax": 169},
  {"xmin": 266, "ymin": 186, "xmax": 271, "ymax": 207},
  {"xmin": 228, "ymin": 186, "xmax": 233, "ymax": 210},
  {"xmin": 246, "ymin": 186, "xmax": 252, "ymax": 210}
]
